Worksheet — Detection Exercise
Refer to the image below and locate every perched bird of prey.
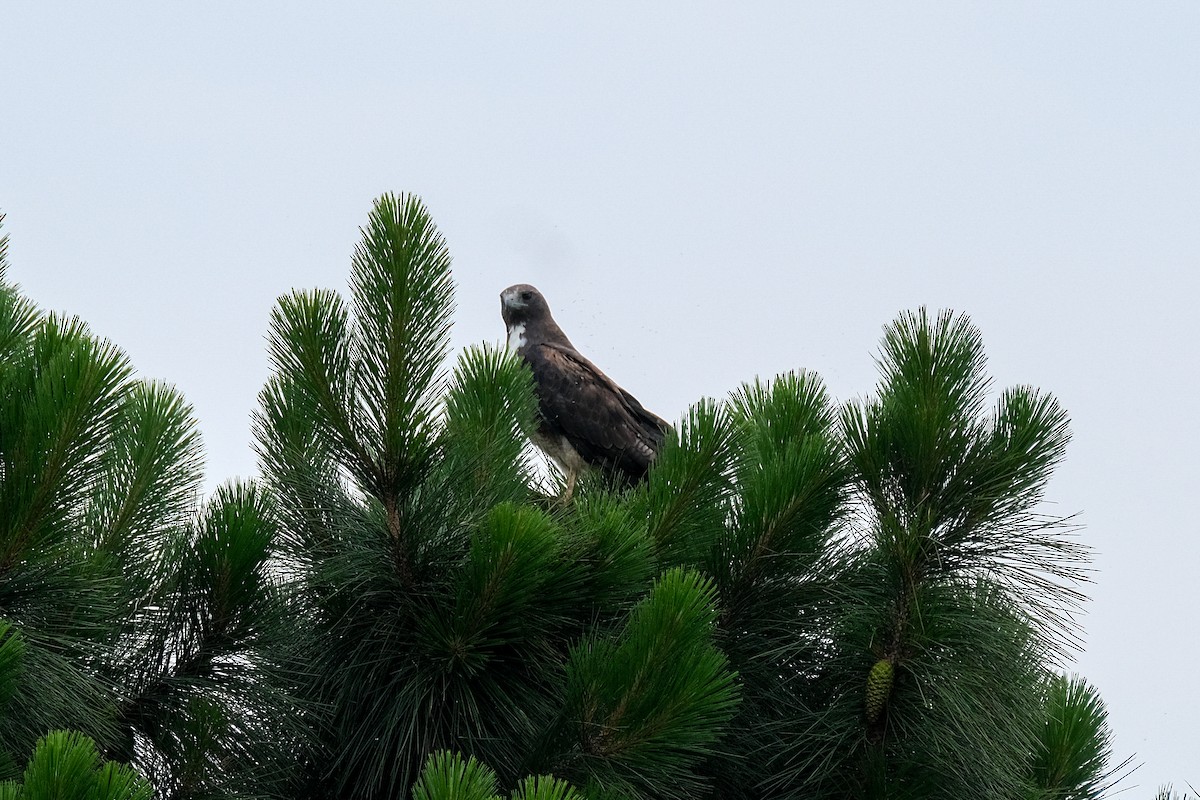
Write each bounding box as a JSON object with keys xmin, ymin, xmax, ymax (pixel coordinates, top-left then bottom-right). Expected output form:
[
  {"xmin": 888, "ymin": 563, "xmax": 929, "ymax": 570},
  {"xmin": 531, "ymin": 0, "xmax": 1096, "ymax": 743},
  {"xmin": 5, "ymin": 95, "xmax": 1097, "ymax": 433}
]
[{"xmin": 500, "ymin": 284, "xmax": 670, "ymax": 501}]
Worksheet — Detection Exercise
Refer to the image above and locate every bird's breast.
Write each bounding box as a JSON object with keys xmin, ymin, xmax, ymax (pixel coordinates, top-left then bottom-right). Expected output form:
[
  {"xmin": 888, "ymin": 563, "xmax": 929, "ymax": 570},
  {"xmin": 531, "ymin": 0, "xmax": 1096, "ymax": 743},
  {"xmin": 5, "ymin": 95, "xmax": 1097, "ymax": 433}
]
[{"xmin": 506, "ymin": 322, "xmax": 527, "ymax": 351}]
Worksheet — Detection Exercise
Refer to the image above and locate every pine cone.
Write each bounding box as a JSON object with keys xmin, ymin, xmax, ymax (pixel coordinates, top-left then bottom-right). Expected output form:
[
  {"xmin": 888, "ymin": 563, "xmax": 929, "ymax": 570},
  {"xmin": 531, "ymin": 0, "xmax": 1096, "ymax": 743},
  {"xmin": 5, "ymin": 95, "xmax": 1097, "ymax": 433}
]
[{"xmin": 865, "ymin": 658, "xmax": 895, "ymax": 723}]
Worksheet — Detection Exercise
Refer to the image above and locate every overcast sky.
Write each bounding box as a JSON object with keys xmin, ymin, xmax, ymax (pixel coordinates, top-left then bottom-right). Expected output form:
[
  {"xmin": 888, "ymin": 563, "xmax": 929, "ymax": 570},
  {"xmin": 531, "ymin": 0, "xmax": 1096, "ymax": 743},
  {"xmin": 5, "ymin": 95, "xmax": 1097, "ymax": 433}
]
[{"xmin": 3, "ymin": 2, "xmax": 1197, "ymax": 791}]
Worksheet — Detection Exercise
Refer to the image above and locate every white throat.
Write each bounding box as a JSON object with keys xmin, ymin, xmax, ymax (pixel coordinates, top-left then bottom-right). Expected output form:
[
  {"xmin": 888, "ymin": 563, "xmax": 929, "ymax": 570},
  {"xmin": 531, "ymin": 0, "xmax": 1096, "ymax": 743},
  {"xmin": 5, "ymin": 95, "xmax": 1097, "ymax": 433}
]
[{"xmin": 506, "ymin": 322, "xmax": 526, "ymax": 350}]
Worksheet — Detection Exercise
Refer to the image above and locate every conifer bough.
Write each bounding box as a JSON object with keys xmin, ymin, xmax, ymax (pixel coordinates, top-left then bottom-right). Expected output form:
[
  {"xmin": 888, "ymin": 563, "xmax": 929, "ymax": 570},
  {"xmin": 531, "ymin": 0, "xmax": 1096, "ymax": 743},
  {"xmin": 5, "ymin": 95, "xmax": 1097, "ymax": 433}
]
[{"xmin": 0, "ymin": 202, "xmax": 1139, "ymax": 800}]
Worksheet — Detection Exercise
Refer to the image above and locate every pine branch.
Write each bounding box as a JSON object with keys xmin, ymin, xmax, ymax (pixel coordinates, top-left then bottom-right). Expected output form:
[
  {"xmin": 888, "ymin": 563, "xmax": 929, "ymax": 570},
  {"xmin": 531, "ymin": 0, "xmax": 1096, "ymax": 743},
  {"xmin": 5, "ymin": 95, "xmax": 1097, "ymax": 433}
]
[
  {"xmin": 438, "ymin": 343, "xmax": 539, "ymax": 516},
  {"xmin": 723, "ymin": 371, "xmax": 847, "ymax": 592},
  {"xmin": 267, "ymin": 288, "xmax": 378, "ymax": 494},
  {"xmin": 350, "ymin": 192, "xmax": 455, "ymax": 504},
  {"xmin": 560, "ymin": 568, "xmax": 738, "ymax": 800},
  {"xmin": 0, "ymin": 624, "xmax": 24, "ymax": 714},
  {"xmin": 411, "ymin": 751, "xmax": 501, "ymax": 800},
  {"xmin": 87, "ymin": 381, "xmax": 204, "ymax": 582},
  {"xmin": 7, "ymin": 731, "xmax": 152, "ymax": 800},
  {"xmin": 841, "ymin": 308, "xmax": 1088, "ymax": 655},
  {"xmin": 1026, "ymin": 674, "xmax": 1134, "ymax": 800},
  {"xmin": 0, "ymin": 315, "xmax": 132, "ymax": 568},
  {"xmin": 116, "ymin": 482, "xmax": 302, "ymax": 799},
  {"xmin": 560, "ymin": 495, "xmax": 655, "ymax": 615},
  {"xmin": 638, "ymin": 400, "xmax": 735, "ymax": 569},
  {"xmin": 0, "ymin": 212, "xmax": 8, "ymax": 280}
]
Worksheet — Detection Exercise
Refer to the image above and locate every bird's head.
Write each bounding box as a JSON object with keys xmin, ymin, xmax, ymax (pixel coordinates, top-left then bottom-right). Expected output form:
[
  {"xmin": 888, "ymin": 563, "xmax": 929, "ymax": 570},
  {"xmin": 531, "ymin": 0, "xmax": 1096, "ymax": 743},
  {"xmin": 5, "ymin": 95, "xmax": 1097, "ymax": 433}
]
[{"xmin": 500, "ymin": 284, "xmax": 550, "ymax": 326}]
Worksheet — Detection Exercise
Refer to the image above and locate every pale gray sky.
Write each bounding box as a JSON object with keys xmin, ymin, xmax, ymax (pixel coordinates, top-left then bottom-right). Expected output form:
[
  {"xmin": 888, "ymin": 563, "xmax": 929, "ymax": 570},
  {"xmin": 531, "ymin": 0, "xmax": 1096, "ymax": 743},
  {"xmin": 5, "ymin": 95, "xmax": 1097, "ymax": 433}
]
[{"xmin": 3, "ymin": 2, "xmax": 1197, "ymax": 791}]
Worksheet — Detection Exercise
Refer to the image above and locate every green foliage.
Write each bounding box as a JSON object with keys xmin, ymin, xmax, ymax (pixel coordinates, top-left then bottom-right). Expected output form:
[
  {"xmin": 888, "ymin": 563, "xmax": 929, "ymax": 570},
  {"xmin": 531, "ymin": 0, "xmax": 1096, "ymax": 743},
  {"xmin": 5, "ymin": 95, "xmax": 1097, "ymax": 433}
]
[
  {"xmin": 350, "ymin": 192, "xmax": 456, "ymax": 495},
  {"xmin": 0, "ymin": 287, "xmax": 135, "ymax": 761},
  {"xmin": 637, "ymin": 399, "xmax": 735, "ymax": 569},
  {"xmin": 256, "ymin": 195, "xmax": 743, "ymax": 799},
  {"xmin": 120, "ymin": 480, "xmax": 301, "ymax": 799},
  {"xmin": 510, "ymin": 775, "xmax": 584, "ymax": 800},
  {"xmin": 252, "ymin": 197, "xmax": 1131, "ymax": 800},
  {"xmin": 0, "ymin": 311, "xmax": 132, "ymax": 565},
  {"xmin": 1026, "ymin": 674, "xmax": 1131, "ymax": 800},
  {"xmin": 1155, "ymin": 787, "xmax": 1199, "ymax": 800},
  {"xmin": 725, "ymin": 372, "xmax": 846, "ymax": 577},
  {"xmin": 841, "ymin": 309, "xmax": 1084, "ymax": 653},
  {"xmin": 87, "ymin": 381, "xmax": 204, "ymax": 578},
  {"xmin": 559, "ymin": 569, "xmax": 737, "ymax": 799},
  {"xmin": 0, "ymin": 222, "xmax": 38, "ymax": 365},
  {"xmin": 0, "ymin": 731, "xmax": 151, "ymax": 800},
  {"xmin": 0, "ymin": 201, "xmax": 1140, "ymax": 800},
  {"xmin": 410, "ymin": 752, "xmax": 584, "ymax": 800},
  {"xmin": 740, "ymin": 309, "xmax": 1086, "ymax": 799},
  {"xmin": 0, "ymin": 218, "xmax": 299, "ymax": 798},
  {"xmin": 440, "ymin": 343, "xmax": 540, "ymax": 513},
  {"xmin": 0, "ymin": 623, "xmax": 24, "ymax": 714},
  {"xmin": 559, "ymin": 494, "xmax": 654, "ymax": 613},
  {"xmin": 411, "ymin": 751, "xmax": 501, "ymax": 800}
]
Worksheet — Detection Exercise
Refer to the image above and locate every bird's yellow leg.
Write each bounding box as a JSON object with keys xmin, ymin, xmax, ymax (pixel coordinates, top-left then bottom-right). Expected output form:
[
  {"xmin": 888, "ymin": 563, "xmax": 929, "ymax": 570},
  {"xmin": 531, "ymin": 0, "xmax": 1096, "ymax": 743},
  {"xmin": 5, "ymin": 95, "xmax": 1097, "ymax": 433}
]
[{"xmin": 561, "ymin": 467, "xmax": 578, "ymax": 504}]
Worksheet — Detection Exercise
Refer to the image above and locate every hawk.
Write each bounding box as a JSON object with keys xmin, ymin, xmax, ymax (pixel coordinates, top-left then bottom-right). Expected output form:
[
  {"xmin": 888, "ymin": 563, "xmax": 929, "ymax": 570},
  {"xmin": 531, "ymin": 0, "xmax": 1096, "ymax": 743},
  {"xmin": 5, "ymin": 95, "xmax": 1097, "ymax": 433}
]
[{"xmin": 500, "ymin": 284, "xmax": 670, "ymax": 500}]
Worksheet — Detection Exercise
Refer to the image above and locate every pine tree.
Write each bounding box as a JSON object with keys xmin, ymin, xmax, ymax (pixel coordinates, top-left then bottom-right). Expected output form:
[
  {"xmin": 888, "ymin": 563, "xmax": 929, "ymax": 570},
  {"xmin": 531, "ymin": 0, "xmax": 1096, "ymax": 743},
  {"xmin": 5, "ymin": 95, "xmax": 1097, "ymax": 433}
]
[
  {"xmin": 1, "ymin": 200, "xmax": 1142, "ymax": 799},
  {"xmin": 256, "ymin": 194, "xmax": 1128, "ymax": 800},
  {"xmin": 255, "ymin": 194, "xmax": 737, "ymax": 799},
  {"xmin": 0, "ymin": 214, "xmax": 300, "ymax": 798}
]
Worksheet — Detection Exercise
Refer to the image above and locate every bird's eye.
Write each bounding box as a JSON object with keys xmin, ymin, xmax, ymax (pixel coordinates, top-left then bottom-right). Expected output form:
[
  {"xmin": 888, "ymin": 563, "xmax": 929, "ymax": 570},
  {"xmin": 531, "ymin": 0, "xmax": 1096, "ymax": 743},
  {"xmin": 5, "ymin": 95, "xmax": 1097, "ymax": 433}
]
[{"xmin": 521, "ymin": 292, "xmax": 532, "ymax": 301}]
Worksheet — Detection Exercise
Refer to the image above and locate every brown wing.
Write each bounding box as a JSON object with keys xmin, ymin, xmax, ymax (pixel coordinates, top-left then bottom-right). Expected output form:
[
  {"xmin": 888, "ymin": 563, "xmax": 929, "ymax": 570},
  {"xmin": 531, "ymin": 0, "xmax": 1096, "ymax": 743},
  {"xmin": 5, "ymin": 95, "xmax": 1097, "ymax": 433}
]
[{"xmin": 525, "ymin": 342, "xmax": 670, "ymax": 483}]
